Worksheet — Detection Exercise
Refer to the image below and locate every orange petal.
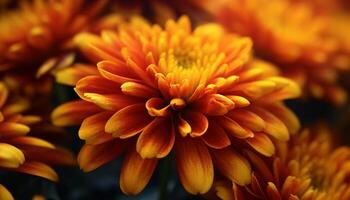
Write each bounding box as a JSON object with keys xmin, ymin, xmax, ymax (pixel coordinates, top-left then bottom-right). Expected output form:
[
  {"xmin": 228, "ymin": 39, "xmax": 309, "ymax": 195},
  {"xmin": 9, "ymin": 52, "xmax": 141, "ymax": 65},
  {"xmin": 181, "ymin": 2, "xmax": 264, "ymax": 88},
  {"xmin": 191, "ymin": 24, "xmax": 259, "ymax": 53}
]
[
  {"xmin": 0, "ymin": 122, "xmax": 30, "ymax": 138},
  {"xmin": 15, "ymin": 161, "xmax": 58, "ymax": 182},
  {"xmin": 137, "ymin": 117, "xmax": 175, "ymax": 158},
  {"xmin": 265, "ymin": 103, "xmax": 300, "ymax": 135},
  {"xmin": 5, "ymin": 136, "xmax": 55, "ymax": 149},
  {"xmin": 216, "ymin": 116, "xmax": 253, "ymax": 139},
  {"xmin": 246, "ymin": 133, "xmax": 275, "ymax": 157},
  {"xmin": 120, "ymin": 150, "xmax": 158, "ymax": 195},
  {"xmin": 78, "ymin": 140, "xmax": 125, "ymax": 172},
  {"xmin": 54, "ymin": 64, "xmax": 99, "ymax": 86},
  {"xmin": 145, "ymin": 98, "xmax": 171, "ymax": 117},
  {"xmin": 79, "ymin": 111, "xmax": 113, "ymax": 140},
  {"xmin": 202, "ymin": 121, "xmax": 231, "ymax": 149},
  {"xmin": 227, "ymin": 109, "xmax": 266, "ymax": 132},
  {"xmin": 121, "ymin": 82, "xmax": 159, "ymax": 98},
  {"xmin": 82, "ymin": 93, "xmax": 141, "ymax": 111},
  {"xmin": 52, "ymin": 100, "xmax": 101, "ymax": 126},
  {"xmin": 0, "ymin": 143, "xmax": 25, "ymax": 168},
  {"xmin": 75, "ymin": 75, "xmax": 121, "ymax": 100},
  {"xmin": 105, "ymin": 104, "xmax": 153, "ymax": 138},
  {"xmin": 197, "ymin": 94, "xmax": 235, "ymax": 116},
  {"xmin": 97, "ymin": 60, "xmax": 139, "ymax": 84},
  {"xmin": 23, "ymin": 146, "xmax": 76, "ymax": 166},
  {"xmin": 211, "ymin": 148, "xmax": 251, "ymax": 185},
  {"xmin": 180, "ymin": 111, "xmax": 209, "ymax": 137},
  {"xmin": 0, "ymin": 82, "xmax": 8, "ymax": 108},
  {"xmin": 0, "ymin": 184, "xmax": 14, "ymax": 200},
  {"xmin": 175, "ymin": 137, "xmax": 214, "ymax": 194},
  {"xmin": 250, "ymin": 107, "xmax": 289, "ymax": 141}
]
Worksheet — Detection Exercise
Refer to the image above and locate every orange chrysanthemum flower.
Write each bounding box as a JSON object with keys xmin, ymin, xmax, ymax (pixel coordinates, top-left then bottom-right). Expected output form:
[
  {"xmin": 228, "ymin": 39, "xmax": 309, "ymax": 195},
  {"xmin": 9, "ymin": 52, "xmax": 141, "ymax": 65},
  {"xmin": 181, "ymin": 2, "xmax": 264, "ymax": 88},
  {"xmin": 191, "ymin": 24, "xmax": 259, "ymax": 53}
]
[
  {"xmin": 0, "ymin": 0, "xmax": 108, "ymax": 75},
  {"xmin": 52, "ymin": 16, "xmax": 300, "ymax": 195},
  {"xmin": 0, "ymin": 82, "xmax": 75, "ymax": 200},
  {"xmin": 210, "ymin": 128, "xmax": 350, "ymax": 200},
  {"xmin": 203, "ymin": 0, "xmax": 345, "ymax": 104}
]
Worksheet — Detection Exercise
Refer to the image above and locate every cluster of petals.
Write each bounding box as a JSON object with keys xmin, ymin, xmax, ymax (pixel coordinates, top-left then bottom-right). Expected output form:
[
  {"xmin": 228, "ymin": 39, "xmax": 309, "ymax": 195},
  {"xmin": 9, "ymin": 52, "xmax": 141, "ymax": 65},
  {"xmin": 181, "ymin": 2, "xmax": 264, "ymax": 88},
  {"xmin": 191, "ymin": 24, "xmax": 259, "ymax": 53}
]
[
  {"xmin": 210, "ymin": 128, "xmax": 350, "ymax": 200},
  {"xmin": 52, "ymin": 16, "xmax": 301, "ymax": 195},
  {"xmin": 0, "ymin": 82, "xmax": 75, "ymax": 200},
  {"xmin": 195, "ymin": 0, "xmax": 347, "ymax": 104}
]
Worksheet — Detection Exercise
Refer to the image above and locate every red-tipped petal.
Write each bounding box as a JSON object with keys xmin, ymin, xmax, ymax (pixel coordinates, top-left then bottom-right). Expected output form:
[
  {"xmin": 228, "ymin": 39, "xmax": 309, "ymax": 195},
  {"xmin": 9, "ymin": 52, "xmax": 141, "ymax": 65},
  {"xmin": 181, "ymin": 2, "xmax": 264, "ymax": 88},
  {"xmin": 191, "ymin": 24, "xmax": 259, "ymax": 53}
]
[
  {"xmin": 79, "ymin": 112, "xmax": 113, "ymax": 141},
  {"xmin": 15, "ymin": 161, "xmax": 58, "ymax": 182},
  {"xmin": 137, "ymin": 117, "xmax": 175, "ymax": 158},
  {"xmin": 175, "ymin": 137, "xmax": 214, "ymax": 194},
  {"xmin": 78, "ymin": 140, "xmax": 124, "ymax": 172},
  {"xmin": 180, "ymin": 111, "xmax": 209, "ymax": 137},
  {"xmin": 52, "ymin": 100, "xmax": 101, "ymax": 126},
  {"xmin": 105, "ymin": 104, "xmax": 153, "ymax": 138},
  {"xmin": 120, "ymin": 150, "xmax": 158, "ymax": 195},
  {"xmin": 202, "ymin": 122, "xmax": 231, "ymax": 149}
]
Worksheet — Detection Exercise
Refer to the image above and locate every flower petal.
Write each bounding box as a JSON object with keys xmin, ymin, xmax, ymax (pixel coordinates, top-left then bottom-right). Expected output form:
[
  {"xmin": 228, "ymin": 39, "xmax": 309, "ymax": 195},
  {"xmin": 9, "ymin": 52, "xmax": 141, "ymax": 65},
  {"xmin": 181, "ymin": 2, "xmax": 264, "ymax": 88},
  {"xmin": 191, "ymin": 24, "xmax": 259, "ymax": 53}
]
[
  {"xmin": 78, "ymin": 140, "xmax": 125, "ymax": 172},
  {"xmin": 105, "ymin": 104, "xmax": 153, "ymax": 138},
  {"xmin": 216, "ymin": 116, "xmax": 254, "ymax": 139},
  {"xmin": 54, "ymin": 64, "xmax": 99, "ymax": 86},
  {"xmin": 202, "ymin": 121, "xmax": 231, "ymax": 149},
  {"xmin": 0, "ymin": 82, "xmax": 8, "ymax": 108},
  {"xmin": 246, "ymin": 133, "xmax": 275, "ymax": 157},
  {"xmin": 15, "ymin": 161, "xmax": 58, "ymax": 182},
  {"xmin": 0, "ymin": 143, "xmax": 25, "ymax": 168},
  {"xmin": 227, "ymin": 109, "xmax": 266, "ymax": 132},
  {"xmin": 83, "ymin": 93, "xmax": 141, "ymax": 111},
  {"xmin": 265, "ymin": 103, "xmax": 300, "ymax": 135},
  {"xmin": 0, "ymin": 122, "xmax": 30, "ymax": 138},
  {"xmin": 121, "ymin": 82, "xmax": 159, "ymax": 98},
  {"xmin": 250, "ymin": 107, "xmax": 289, "ymax": 141},
  {"xmin": 180, "ymin": 111, "xmax": 209, "ymax": 137},
  {"xmin": 120, "ymin": 150, "xmax": 158, "ymax": 195},
  {"xmin": 175, "ymin": 137, "xmax": 214, "ymax": 194},
  {"xmin": 97, "ymin": 60, "xmax": 139, "ymax": 84},
  {"xmin": 0, "ymin": 184, "xmax": 14, "ymax": 200},
  {"xmin": 211, "ymin": 148, "xmax": 251, "ymax": 185},
  {"xmin": 52, "ymin": 100, "xmax": 101, "ymax": 126},
  {"xmin": 79, "ymin": 111, "xmax": 113, "ymax": 140},
  {"xmin": 137, "ymin": 117, "xmax": 175, "ymax": 158}
]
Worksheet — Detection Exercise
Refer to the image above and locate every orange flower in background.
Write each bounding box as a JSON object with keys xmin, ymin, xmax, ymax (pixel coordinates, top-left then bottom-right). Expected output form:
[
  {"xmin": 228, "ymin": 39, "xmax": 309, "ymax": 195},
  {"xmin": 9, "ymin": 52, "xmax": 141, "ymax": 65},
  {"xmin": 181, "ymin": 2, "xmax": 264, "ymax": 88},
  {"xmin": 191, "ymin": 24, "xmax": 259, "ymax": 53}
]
[
  {"xmin": 0, "ymin": 82, "xmax": 75, "ymax": 200},
  {"xmin": 52, "ymin": 16, "xmax": 300, "ymax": 195},
  {"xmin": 210, "ymin": 127, "xmax": 350, "ymax": 200},
  {"xmin": 200, "ymin": 0, "xmax": 346, "ymax": 104},
  {"xmin": 0, "ymin": 0, "xmax": 109, "ymax": 77}
]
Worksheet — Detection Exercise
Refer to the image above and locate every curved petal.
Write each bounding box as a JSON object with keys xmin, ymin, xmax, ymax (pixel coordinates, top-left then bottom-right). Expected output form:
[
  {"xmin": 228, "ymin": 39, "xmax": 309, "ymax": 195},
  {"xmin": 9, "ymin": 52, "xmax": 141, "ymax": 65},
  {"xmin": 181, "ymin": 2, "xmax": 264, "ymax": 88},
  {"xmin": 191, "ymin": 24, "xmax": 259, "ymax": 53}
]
[
  {"xmin": 202, "ymin": 122, "xmax": 231, "ymax": 149},
  {"xmin": 180, "ymin": 111, "xmax": 209, "ymax": 137},
  {"xmin": 145, "ymin": 98, "xmax": 171, "ymax": 117},
  {"xmin": 211, "ymin": 148, "xmax": 251, "ymax": 185},
  {"xmin": 105, "ymin": 104, "xmax": 153, "ymax": 138},
  {"xmin": 246, "ymin": 133, "xmax": 275, "ymax": 157},
  {"xmin": 23, "ymin": 146, "xmax": 76, "ymax": 166},
  {"xmin": 175, "ymin": 137, "xmax": 214, "ymax": 194},
  {"xmin": 121, "ymin": 82, "xmax": 159, "ymax": 98},
  {"xmin": 0, "ymin": 184, "xmax": 14, "ymax": 200},
  {"xmin": 5, "ymin": 136, "xmax": 55, "ymax": 149},
  {"xmin": 15, "ymin": 161, "xmax": 58, "ymax": 182},
  {"xmin": 196, "ymin": 94, "xmax": 235, "ymax": 116},
  {"xmin": 216, "ymin": 116, "xmax": 254, "ymax": 139},
  {"xmin": 82, "ymin": 93, "xmax": 141, "ymax": 111},
  {"xmin": 250, "ymin": 107, "xmax": 289, "ymax": 141},
  {"xmin": 227, "ymin": 109, "xmax": 266, "ymax": 132},
  {"xmin": 0, "ymin": 143, "xmax": 25, "ymax": 168},
  {"xmin": 120, "ymin": 150, "xmax": 158, "ymax": 195},
  {"xmin": 78, "ymin": 140, "xmax": 125, "ymax": 172},
  {"xmin": 52, "ymin": 100, "xmax": 101, "ymax": 126},
  {"xmin": 54, "ymin": 64, "xmax": 99, "ymax": 86},
  {"xmin": 79, "ymin": 111, "xmax": 113, "ymax": 141},
  {"xmin": 75, "ymin": 75, "xmax": 121, "ymax": 101},
  {"xmin": 137, "ymin": 117, "xmax": 175, "ymax": 158},
  {"xmin": 0, "ymin": 122, "xmax": 30, "ymax": 138},
  {"xmin": 97, "ymin": 60, "xmax": 139, "ymax": 84},
  {"xmin": 265, "ymin": 103, "xmax": 300, "ymax": 135}
]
